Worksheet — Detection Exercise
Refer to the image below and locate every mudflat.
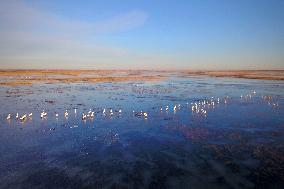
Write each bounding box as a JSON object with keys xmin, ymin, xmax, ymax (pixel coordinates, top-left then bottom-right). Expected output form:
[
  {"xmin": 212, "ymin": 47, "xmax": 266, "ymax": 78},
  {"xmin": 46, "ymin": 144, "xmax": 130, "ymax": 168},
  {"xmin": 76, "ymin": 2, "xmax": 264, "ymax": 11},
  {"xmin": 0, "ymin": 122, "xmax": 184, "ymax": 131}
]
[
  {"xmin": 182, "ymin": 70, "xmax": 284, "ymax": 80},
  {"xmin": 0, "ymin": 70, "xmax": 163, "ymax": 86},
  {"xmin": 0, "ymin": 70, "xmax": 283, "ymax": 86}
]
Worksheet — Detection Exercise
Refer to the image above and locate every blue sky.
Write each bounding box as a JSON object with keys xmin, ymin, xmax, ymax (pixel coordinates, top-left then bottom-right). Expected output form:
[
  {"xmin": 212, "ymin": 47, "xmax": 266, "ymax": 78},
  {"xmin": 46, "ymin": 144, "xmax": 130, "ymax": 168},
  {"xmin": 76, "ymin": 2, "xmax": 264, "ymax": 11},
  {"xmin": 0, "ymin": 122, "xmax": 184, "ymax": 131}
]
[{"xmin": 0, "ymin": 0, "xmax": 283, "ymax": 70}]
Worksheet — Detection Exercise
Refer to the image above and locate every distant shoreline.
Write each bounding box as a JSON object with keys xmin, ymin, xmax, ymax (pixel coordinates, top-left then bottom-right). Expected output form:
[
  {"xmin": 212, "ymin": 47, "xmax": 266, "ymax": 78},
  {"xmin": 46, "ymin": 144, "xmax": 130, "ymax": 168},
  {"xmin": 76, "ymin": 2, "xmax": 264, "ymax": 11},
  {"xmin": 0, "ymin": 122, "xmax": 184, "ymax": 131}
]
[
  {"xmin": 181, "ymin": 70, "xmax": 284, "ymax": 81},
  {"xmin": 0, "ymin": 70, "xmax": 283, "ymax": 86},
  {"xmin": 0, "ymin": 69, "xmax": 283, "ymax": 72}
]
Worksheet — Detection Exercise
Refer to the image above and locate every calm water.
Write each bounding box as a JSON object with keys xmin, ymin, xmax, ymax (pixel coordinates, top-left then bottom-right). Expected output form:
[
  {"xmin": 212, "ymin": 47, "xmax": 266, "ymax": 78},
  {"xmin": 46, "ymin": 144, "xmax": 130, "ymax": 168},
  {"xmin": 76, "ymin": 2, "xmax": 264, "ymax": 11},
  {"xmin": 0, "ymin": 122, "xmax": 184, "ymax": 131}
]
[{"xmin": 0, "ymin": 76, "xmax": 284, "ymax": 189}]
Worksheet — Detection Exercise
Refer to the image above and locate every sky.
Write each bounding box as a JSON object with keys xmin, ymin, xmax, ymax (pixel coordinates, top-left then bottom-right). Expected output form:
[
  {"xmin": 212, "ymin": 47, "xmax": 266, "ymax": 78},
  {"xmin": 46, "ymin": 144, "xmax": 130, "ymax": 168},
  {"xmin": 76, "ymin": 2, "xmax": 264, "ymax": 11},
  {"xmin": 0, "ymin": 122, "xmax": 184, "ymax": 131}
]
[{"xmin": 0, "ymin": 0, "xmax": 283, "ymax": 70}]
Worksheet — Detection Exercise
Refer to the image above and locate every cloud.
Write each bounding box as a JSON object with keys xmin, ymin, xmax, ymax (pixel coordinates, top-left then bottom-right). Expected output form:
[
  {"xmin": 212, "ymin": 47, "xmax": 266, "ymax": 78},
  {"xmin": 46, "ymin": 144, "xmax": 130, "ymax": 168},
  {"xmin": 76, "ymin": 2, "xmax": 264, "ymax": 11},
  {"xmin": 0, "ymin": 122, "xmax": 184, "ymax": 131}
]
[
  {"xmin": 0, "ymin": 1, "xmax": 148, "ymax": 68},
  {"xmin": 92, "ymin": 10, "xmax": 148, "ymax": 33},
  {"xmin": 0, "ymin": 1, "xmax": 148, "ymax": 33}
]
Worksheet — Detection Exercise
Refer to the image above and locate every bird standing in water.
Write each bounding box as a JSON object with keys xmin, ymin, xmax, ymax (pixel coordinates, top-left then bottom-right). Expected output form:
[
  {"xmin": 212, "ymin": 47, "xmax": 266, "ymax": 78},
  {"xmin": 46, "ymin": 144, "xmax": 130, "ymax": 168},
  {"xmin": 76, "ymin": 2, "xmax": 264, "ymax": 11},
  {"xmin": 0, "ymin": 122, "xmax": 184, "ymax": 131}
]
[
  {"xmin": 41, "ymin": 110, "xmax": 47, "ymax": 118},
  {"xmin": 20, "ymin": 114, "xmax": 27, "ymax": 121},
  {"xmin": 82, "ymin": 113, "xmax": 87, "ymax": 120},
  {"xmin": 65, "ymin": 110, "xmax": 69, "ymax": 118},
  {"xmin": 6, "ymin": 114, "xmax": 11, "ymax": 120}
]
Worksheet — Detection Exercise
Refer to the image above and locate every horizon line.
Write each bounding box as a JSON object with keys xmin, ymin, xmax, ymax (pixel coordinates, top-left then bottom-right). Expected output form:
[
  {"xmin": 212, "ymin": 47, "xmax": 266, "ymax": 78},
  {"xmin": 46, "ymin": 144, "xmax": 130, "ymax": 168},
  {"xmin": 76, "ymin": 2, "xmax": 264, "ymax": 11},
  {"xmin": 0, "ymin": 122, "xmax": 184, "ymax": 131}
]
[{"xmin": 0, "ymin": 69, "xmax": 283, "ymax": 72}]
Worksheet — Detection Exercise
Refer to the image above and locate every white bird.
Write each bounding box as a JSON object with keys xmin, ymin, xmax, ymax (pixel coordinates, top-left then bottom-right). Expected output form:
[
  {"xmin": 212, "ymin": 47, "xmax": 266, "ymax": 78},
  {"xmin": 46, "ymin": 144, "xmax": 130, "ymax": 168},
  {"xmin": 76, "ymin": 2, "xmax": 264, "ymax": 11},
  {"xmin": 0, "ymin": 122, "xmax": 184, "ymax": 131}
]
[
  {"xmin": 55, "ymin": 113, "xmax": 59, "ymax": 117},
  {"xmin": 165, "ymin": 106, "xmax": 169, "ymax": 111},
  {"xmin": 144, "ymin": 112, "xmax": 148, "ymax": 119},
  {"xmin": 118, "ymin": 109, "xmax": 122, "ymax": 113},
  {"xmin": 90, "ymin": 111, "xmax": 94, "ymax": 118},
  {"xmin": 6, "ymin": 114, "xmax": 11, "ymax": 120},
  {"xmin": 173, "ymin": 105, "xmax": 177, "ymax": 111},
  {"xmin": 201, "ymin": 109, "xmax": 207, "ymax": 115},
  {"xmin": 64, "ymin": 110, "xmax": 69, "ymax": 117},
  {"xmin": 110, "ymin": 109, "xmax": 113, "ymax": 115},
  {"xmin": 29, "ymin": 113, "xmax": 33, "ymax": 117},
  {"xmin": 82, "ymin": 113, "xmax": 87, "ymax": 120},
  {"xmin": 16, "ymin": 113, "xmax": 19, "ymax": 119},
  {"xmin": 74, "ymin": 109, "xmax": 77, "ymax": 114},
  {"xmin": 103, "ymin": 108, "xmax": 106, "ymax": 114},
  {"xmin": 41, "ymin": 110, "xmax": 47, "ymax": 118},
  {"xmin": 20, "ymin": 114, "xmax": 27, "ymax": 121}
]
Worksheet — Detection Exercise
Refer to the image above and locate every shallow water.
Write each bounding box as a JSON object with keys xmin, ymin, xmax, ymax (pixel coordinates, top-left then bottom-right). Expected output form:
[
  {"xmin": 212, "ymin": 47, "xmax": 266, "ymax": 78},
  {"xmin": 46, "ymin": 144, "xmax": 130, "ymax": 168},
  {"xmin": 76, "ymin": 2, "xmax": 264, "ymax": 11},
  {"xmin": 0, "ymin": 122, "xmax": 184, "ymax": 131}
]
[{"xmin": 0, "ymin": 75, "xmax": 284, "ymax": 189}]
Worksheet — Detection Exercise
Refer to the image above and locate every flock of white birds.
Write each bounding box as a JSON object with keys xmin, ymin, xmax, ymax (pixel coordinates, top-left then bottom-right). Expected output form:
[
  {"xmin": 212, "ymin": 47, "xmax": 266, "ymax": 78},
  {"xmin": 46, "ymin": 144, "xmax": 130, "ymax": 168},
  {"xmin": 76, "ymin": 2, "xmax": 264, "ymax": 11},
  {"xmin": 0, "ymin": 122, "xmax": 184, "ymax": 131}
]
[
  {"xmin": 4, "ymin": 90, "xmax": 280, "ymax": 124},
  {"xmin": 5, "ymin": 107, "xmax": 146, "ymax": 123}
]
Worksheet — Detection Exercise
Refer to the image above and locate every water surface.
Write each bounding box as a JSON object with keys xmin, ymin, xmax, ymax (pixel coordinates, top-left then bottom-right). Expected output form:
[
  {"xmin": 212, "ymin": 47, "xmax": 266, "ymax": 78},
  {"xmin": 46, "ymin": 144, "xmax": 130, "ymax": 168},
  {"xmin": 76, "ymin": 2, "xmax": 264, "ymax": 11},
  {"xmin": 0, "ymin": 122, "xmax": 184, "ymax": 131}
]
[{"xmin": 0, "ymin": 75, "xmax": 284, "ymax": 189}]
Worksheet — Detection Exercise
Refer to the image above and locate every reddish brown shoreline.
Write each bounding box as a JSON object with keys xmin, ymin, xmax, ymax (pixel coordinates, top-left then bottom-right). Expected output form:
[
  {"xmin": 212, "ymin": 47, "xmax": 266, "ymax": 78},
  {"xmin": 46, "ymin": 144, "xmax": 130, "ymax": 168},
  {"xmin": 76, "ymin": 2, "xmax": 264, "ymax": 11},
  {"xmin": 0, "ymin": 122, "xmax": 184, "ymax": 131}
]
[
  {"xmin": 182, "ymin": 70, "xmax": 284, "ymax": 81},
  {"xmin": 0, "ymin": 70, "xmax": 283, "ymax": 86},
  {"xmin": 0, "ymin": 70, "xmax": 163, "ymax": 86}
]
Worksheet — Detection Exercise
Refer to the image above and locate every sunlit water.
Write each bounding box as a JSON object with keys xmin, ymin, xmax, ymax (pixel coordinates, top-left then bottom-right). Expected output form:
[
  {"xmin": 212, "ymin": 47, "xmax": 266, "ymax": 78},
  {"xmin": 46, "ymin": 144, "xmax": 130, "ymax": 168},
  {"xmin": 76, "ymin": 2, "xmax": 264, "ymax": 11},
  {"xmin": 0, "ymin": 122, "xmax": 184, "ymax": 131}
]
[{"xmin": 0, "ymin": 76, "xmax": 284, "ymax": 189}]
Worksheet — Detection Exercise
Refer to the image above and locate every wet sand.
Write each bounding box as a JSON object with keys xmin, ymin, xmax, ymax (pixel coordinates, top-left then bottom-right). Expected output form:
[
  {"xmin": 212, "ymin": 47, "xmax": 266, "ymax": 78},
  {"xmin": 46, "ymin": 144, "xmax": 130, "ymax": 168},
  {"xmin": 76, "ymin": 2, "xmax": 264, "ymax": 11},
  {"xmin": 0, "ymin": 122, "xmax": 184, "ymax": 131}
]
[
  {"xmin": 0, "ymin": 70, "xmax": 163, "ymax": 86},
  {"xmin": 182, "ymin": 70, "xmax": 284, "ymax": 81},
  {"xmin": 0, "ymin": 70, "xmax": 283, "ymax": 86}
]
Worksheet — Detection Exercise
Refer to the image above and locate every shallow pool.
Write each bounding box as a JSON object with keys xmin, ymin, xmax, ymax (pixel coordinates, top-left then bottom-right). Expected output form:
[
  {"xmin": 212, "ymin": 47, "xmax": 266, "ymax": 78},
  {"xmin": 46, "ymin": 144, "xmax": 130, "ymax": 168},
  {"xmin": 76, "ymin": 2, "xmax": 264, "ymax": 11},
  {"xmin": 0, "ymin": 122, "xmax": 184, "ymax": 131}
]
[{"xmin": 0, "ymin": 75, "xmax": 284, "ymax": 188}]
